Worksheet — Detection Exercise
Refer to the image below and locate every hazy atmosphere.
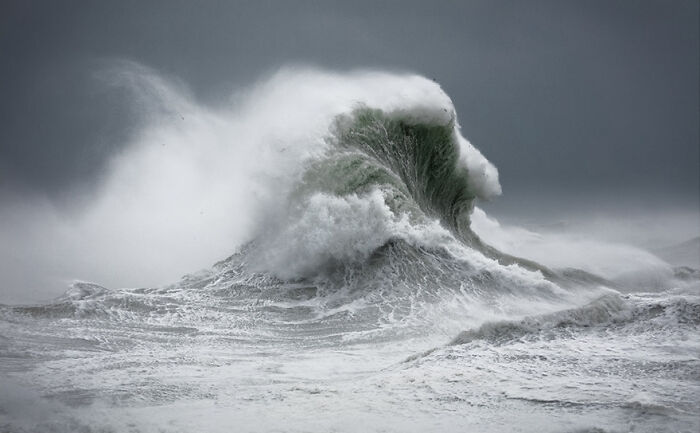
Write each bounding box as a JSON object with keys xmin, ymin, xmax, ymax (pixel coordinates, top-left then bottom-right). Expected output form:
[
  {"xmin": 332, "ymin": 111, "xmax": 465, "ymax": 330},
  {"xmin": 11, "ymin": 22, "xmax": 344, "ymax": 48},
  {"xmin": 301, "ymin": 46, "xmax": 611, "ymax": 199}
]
[
  {"xmin": 1, "ymin": 2, "xmax": 698, "ymax": 432},
  {"xmin": 2, "ymin": 0, "xmax": 698, "ymax": 302}
]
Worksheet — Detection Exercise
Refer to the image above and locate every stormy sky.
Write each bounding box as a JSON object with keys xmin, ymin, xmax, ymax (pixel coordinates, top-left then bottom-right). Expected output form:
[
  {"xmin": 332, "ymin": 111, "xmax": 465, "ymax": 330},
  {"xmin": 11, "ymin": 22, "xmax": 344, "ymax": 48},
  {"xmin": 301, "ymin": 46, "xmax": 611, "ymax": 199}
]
[
  {"xmin": 0, "ymin": 1, "xmax": 698, "ymax": 302},
  {"xmin": 2, "ymin": 0, "xmax": 698, "ymax": 204}
]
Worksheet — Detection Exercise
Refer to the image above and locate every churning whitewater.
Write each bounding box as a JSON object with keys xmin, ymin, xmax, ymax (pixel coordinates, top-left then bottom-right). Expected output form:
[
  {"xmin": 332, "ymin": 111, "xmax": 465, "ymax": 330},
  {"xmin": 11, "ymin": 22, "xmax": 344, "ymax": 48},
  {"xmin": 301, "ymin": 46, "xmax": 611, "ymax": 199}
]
[{"xmin": 1, "ymin": 67, "xmax": 698, "ymax": 433}]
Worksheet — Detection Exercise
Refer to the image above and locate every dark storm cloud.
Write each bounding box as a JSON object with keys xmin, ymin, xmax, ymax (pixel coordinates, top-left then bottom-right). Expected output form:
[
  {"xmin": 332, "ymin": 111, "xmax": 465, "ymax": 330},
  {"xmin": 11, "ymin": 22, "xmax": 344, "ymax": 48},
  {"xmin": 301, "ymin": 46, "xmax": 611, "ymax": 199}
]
[{"xmin": 1, "ymin": 0, "xmax": 698, "ymax": 203}]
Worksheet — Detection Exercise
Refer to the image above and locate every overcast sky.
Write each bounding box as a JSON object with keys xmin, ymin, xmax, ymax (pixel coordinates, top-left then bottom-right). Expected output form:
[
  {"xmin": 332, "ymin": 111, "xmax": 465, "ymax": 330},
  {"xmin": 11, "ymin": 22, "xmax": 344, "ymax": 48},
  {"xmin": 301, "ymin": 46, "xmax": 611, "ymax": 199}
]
[{"xmin": 1, "ymin": 0, "xmax": 698, "ymax": 211}]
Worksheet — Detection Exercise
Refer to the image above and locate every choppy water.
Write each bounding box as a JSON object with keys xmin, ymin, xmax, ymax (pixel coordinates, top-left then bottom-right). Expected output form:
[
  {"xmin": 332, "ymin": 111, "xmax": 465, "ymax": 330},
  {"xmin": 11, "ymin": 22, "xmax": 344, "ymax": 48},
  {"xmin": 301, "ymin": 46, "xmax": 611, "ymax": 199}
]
[
  {"xmin": 2, "ymin": 242, "xmax": 698, "ymax": 433},
  {"xmin": 1, "ymin": 68, "xmax": 698, "ymax": 432}
]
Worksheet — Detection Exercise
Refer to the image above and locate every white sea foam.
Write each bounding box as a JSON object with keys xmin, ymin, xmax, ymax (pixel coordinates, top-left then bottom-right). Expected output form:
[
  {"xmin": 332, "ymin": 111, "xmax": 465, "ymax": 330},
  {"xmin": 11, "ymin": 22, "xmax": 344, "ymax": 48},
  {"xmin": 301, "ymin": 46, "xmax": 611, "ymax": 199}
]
[{"xmin": 253, "ymin": 189, "xmax": 452, "ymax": 279}]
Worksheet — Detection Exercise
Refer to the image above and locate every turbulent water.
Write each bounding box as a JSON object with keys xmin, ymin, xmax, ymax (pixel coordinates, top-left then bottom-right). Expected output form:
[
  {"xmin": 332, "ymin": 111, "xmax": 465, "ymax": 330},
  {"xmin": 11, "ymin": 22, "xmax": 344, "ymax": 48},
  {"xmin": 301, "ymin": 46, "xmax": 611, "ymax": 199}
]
[{"xmin": 1, "ymin": 68, "xmax": 698, "ymax": 433}]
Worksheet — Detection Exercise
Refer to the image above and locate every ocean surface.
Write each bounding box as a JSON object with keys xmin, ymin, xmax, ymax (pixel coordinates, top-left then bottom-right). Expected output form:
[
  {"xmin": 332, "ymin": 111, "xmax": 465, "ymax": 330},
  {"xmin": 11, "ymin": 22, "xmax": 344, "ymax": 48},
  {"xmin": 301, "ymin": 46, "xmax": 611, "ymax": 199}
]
[{"xmin": 1, "ymin": 69, "xmax": 698, "ymax": 432}]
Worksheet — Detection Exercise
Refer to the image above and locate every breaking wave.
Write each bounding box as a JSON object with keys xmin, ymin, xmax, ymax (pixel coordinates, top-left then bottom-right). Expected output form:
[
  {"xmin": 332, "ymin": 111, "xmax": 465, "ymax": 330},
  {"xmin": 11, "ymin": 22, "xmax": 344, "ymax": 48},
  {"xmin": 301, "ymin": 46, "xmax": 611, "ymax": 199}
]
[{"xmin": 1, "ymin": 64, "xmax": 699, "ymax": 433}]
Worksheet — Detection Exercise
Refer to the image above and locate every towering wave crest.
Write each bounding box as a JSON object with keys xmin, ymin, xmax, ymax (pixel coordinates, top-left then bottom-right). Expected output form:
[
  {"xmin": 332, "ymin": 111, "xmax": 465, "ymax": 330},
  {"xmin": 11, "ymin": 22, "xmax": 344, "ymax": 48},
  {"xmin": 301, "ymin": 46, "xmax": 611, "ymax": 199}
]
[
  {"xmin": 0, "ymin": 64, "xmax": 502, "ymax": 301},
  {"xmin": 250, "ymin": 102, "xmax": 506, "ymax": 279},
  {"xmin": 0, "ymin": 62, "xmax": 684, "ymax": 304}
]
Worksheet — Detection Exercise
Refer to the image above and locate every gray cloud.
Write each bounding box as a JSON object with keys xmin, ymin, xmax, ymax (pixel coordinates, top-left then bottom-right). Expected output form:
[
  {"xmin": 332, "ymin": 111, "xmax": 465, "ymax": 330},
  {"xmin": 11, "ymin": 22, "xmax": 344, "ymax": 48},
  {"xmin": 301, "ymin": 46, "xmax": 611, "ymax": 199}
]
[{"xmin": 1, "ymin": 0, "xmax": 697, "ymax": 201}]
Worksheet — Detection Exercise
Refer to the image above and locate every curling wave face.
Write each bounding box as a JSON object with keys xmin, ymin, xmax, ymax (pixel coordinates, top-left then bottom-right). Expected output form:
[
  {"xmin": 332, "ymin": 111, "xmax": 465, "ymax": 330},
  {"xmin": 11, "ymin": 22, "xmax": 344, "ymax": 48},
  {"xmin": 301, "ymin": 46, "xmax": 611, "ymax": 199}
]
[
  {"xmin": 241, "ymin": 70, "xmax": 505, "ymax": 281},
  {"xmin": 0, "ymin": 65, "xmax": 503, "ymax": 297},
  {"xmin": 251, "ymin": 104, "xmax": 506, "ymax": 280}
]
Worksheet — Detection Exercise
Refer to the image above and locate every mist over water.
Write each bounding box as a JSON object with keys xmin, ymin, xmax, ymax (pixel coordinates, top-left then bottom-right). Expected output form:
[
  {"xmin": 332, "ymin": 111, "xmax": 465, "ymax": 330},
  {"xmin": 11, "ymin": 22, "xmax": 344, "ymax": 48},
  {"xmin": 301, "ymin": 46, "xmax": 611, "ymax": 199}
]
[
  {"xmin": 1, "ymin": 62, "xmax": 500, "ymax": 303},
  {"xmin": 0, "ymin": 64, "xmax": 698, "ymax": 433}
]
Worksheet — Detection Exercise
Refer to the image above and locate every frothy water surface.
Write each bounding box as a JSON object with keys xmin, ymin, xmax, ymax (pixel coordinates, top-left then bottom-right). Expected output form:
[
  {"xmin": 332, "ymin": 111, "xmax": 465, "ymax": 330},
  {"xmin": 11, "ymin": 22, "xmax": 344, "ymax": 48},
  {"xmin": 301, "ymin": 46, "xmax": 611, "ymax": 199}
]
[{"xmin": 1, "ymin": 67, "xmax": 698, "ymax": 433}]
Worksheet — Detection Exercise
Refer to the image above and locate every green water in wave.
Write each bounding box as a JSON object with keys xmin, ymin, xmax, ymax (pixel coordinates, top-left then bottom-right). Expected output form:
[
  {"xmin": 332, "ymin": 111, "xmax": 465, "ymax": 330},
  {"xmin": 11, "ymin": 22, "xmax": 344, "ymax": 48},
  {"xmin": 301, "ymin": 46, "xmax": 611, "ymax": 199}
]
[
  {"xmin": 319, "ymin": 107, "xmax": 477, "ymax": 241},
  {"xmin": 294, "ymin": 106, "xmax": 556, "ymax": 278}
]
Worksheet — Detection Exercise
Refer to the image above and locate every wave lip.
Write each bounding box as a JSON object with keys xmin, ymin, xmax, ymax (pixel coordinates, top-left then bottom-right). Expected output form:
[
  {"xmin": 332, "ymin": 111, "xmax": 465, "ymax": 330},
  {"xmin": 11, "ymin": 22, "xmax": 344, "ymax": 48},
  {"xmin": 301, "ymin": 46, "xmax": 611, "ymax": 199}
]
[{"xmin": 247, "ymin": 77, "xmax": 505, "ymax": 280}]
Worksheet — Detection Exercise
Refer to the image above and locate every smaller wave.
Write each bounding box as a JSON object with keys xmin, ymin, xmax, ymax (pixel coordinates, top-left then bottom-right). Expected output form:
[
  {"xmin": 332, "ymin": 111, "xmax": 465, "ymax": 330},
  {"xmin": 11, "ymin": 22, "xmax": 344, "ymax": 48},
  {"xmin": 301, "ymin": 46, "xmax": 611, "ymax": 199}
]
[
  {"xmin": 450, "ymin": 294, "xmax": 629, "ymax": 345},
  {"xmin": 449, "ymin": 291, "xmax": 700, "ymax": 346},
  {"xmin": 1, "ymin": 281, "xmax": 162, "ymax": 321},
  {"xmin": 57, "ymin": 281, "xmax": 108, "ymax": 300}
]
